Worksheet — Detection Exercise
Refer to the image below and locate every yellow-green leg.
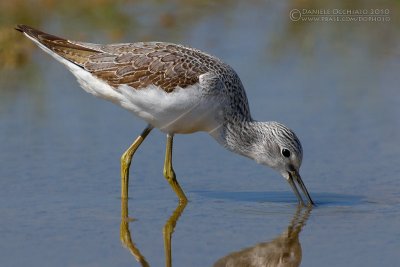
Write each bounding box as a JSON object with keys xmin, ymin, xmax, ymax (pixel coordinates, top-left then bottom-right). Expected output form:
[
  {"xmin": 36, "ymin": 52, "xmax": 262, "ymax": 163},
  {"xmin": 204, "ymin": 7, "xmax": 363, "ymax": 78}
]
[
  {"xmin": 121, "ymin": 125, "xmax": 153, "ymax": 199},
  {"xmin": 163, "ymin": 134, "xmax": 188, "ymax": 203}
]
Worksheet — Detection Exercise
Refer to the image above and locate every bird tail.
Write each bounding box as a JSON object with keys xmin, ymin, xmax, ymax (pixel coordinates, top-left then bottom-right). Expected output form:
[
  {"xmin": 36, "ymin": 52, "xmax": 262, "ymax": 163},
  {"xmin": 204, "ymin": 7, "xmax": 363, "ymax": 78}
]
[{"xmin": 15, "ymin": 24, "xmax": 99, "ymax": 67}]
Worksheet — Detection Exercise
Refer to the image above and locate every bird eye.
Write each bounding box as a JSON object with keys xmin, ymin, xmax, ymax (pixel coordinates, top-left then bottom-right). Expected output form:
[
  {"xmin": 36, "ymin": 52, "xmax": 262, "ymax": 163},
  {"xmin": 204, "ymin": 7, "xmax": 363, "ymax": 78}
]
[{"xmin": 281, "ymin": 148, "xmax": 291, "ymax": 158}]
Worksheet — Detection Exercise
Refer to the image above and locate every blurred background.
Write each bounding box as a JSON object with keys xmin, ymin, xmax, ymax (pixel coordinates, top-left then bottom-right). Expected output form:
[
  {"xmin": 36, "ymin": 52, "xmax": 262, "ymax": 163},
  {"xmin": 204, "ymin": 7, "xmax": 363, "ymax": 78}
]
[{"xmin": 1, "ymin": 0, "xmax": 399, "ymax": 267}]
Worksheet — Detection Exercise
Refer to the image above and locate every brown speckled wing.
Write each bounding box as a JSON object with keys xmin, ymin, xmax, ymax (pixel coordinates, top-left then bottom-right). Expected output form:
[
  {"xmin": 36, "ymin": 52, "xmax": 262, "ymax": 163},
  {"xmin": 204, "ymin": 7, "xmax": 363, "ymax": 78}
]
[
  {"xmin": 16, "ymin": 25, "xmax": 211, "ymax": 92},
  {"xmin": 81, "ymin": 42, "xmax": 211, "ymax": 92}
]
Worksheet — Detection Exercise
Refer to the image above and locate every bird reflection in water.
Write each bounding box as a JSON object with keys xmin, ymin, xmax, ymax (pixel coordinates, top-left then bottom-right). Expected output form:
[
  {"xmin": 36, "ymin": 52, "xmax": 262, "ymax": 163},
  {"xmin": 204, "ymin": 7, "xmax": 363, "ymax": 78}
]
[
  {"xmin": 120, "ymin": 198, "xmax": 186, "ymax": 267},
  {"xmin": 120, "ymin": 200, "xmax": 310, "ymax": 267},
  {"xmin": 213, "ymin": 206, "xmax": 312, "ymax": 267}
]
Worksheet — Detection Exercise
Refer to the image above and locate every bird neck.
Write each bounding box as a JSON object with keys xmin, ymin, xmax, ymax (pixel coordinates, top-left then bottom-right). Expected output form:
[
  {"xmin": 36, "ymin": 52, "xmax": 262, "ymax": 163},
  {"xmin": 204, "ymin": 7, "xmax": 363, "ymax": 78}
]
[{"xmin": 210, "ymin": 119, "xmax": 265, "ymax": 160}]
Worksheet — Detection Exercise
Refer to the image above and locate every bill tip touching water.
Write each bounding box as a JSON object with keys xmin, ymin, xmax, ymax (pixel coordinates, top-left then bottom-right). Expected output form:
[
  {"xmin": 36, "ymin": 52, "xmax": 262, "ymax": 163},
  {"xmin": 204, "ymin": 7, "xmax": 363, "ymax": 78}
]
[{"xmin": 16, "ymin": 24, "xmax": 314, "ymax": 206}]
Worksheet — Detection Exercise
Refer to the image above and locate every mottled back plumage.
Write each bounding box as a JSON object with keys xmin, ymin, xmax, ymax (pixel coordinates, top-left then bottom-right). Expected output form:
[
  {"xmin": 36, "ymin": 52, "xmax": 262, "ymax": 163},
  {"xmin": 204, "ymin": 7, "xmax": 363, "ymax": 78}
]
[{"xmin": 16, "ymin": 25, "xmax": 251, "ymax": 122}]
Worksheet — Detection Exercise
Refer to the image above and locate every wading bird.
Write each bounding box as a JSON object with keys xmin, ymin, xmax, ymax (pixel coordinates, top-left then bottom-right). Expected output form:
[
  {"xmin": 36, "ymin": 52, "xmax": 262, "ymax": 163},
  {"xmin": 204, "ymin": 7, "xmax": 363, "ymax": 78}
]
[{"xmin": 16, "ymin": 25, "xmax": 314, "ymax": 206}]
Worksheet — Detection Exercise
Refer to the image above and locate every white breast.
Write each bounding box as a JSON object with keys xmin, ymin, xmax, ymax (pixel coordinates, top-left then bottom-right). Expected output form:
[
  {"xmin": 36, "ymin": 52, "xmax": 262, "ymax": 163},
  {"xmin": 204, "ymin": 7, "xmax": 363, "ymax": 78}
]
[{"xmin": 118, "ymin": 84, "xmax": 223, "ymax": 134}]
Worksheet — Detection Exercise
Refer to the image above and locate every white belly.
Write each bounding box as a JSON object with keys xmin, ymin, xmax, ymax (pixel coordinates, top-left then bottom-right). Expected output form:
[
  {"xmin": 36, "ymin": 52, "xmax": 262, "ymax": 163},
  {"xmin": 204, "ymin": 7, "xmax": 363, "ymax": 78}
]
[
  {"xmin": 71, "ymin": 67, "xmax": 223, "ymax": 134},
  {"xmin": 118, "ymin": 84, "xmax": 223, "ymax": 134}
]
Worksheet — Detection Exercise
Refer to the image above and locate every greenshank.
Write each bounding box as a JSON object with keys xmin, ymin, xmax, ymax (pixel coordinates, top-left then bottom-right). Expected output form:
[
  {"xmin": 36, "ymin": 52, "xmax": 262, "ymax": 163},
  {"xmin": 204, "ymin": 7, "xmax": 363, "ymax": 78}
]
[{"xmin": 16, "ymin": 25, "xmax": 314, "ymax": 206}]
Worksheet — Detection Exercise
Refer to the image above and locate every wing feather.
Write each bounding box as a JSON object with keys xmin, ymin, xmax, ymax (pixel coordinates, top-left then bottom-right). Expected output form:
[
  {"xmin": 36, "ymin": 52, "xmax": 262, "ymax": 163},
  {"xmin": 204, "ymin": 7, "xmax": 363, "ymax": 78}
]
[{"xmin": 16, "ymin": 24, "xmax": 221, "ymax": 92}]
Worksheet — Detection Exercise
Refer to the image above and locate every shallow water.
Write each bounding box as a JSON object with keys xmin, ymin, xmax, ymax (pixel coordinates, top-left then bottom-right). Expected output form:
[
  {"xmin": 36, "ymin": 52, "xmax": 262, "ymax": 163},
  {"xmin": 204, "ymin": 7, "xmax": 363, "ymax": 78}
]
[{"xmin": 1, "ymin": 1, "xmax": 400, "ymax": 266}]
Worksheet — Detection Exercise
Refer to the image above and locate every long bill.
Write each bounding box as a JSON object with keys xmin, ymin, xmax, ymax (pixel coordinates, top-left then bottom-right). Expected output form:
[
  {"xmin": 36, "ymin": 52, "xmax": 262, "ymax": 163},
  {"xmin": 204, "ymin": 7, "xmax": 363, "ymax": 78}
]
[{"xmin": 288, "ymin": 171, "xmax": 315, "ymax": 206}]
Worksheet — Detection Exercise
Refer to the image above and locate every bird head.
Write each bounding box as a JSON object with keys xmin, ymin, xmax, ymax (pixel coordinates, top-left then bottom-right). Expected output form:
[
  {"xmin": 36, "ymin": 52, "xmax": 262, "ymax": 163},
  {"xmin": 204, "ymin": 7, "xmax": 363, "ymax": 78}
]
[{"xmin": 252, "ymin": 122, "xmax": 314, "ymax": 206}]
